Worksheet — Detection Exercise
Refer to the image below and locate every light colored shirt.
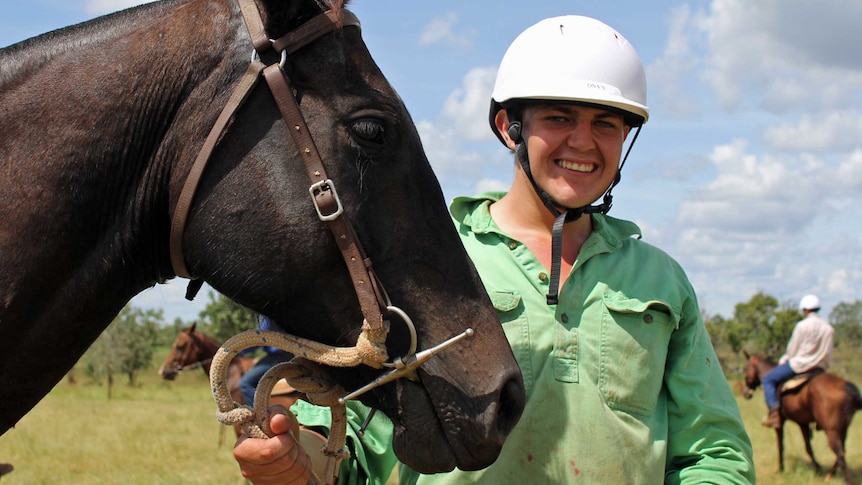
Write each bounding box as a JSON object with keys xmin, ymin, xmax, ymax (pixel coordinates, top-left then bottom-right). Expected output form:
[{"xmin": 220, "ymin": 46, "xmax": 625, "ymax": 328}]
[
  {"xmin": 779, "ymin": 312, "xmax": 834, "ymax": 373},
  {"xmin": 295, "ymin": 193, "xmax": 755, "ymax": 484}
]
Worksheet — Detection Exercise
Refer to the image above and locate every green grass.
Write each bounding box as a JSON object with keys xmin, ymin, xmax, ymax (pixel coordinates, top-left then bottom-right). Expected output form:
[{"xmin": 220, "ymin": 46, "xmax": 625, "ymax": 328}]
[
  {"xmin": 731, "ymin": 345, "xmax": 862, "ymax": 484},
  {"xmin": 0, "ymin": 351, "xmax": 244, "ymax": 484},
  {"xmin": 2, "ymin": 347, "xmax": 861, "ymax": 483}
]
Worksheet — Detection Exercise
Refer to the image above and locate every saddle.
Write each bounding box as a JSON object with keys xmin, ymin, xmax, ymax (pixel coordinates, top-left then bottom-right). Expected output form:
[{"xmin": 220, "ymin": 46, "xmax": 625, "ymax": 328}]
[{"xmin": 780, "ymin": 368, "xmax": 825, "ymax": 395}]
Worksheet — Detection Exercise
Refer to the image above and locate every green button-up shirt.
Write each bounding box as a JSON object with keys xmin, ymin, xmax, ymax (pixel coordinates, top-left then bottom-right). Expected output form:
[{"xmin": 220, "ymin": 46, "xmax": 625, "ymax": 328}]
[{"xmin": 297, "ymin": 192, "xmax": 755, "ymax": 484}]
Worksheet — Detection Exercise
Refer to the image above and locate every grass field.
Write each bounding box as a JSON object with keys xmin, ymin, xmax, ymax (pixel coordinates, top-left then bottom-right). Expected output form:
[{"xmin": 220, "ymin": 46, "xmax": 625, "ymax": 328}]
[
  {"xmin": 1, "ymin": 347, "xmax": 861, "ymax": 483},
  {"xmin": 0, "ymin": 354, "xmax": 244, "ymax": 485}
]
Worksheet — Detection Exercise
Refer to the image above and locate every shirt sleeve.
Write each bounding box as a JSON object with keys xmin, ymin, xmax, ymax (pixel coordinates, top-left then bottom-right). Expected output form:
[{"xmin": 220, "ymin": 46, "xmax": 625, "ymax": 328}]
[
  {"xmin": 291, "ymin": 400, "xmax": 397, "ymax": 485},
  {"xmin": 663, "ymin": 291, "xmax": 756, "ymax": 484}
]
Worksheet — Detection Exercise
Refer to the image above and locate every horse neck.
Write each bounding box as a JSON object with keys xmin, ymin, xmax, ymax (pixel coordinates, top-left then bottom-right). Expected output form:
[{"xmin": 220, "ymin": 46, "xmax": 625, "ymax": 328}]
[
  {"xmin": 757, "ymin": 358, "xmax": 777, "ymax": 380},
  {"xmin": 193, "ymin": 333, "xmax": 222, "ymax": 376},
  {"xmin": 3, "ymin": 1, "xmax": 250, "ymax": 298}
]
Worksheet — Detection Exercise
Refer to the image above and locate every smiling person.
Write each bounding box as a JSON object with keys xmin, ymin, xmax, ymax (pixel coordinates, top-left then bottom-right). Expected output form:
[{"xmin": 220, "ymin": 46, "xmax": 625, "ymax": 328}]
[{"xmin": 234, "ymin": 15, "xmax": 755, "ymax": 484}]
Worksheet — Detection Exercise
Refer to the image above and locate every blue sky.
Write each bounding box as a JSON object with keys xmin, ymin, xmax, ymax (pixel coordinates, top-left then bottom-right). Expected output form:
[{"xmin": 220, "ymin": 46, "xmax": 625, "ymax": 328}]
[{"xmin": 3, "ymin": 0, "xmax": 861, "ymax": 322}]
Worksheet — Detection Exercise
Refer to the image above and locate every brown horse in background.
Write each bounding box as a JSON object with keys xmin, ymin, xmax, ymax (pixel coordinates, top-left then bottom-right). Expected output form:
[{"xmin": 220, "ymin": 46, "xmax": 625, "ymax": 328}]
[
  {"xmin": 742, "ymin": 351, "xmax": 862, "ymax": 483},
  {"xmin": 159, "ymin": 324, "xmax": 304, "ymax": 441},
  {"xmin": 159, "ymin": 324, "xmax": 253, "ymax": 438}
]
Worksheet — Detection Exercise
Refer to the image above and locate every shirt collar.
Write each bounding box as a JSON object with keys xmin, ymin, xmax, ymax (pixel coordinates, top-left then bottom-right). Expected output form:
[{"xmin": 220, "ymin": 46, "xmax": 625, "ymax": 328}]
[{"xmin": 451, "ymin": 192, "xmax": 643, "ymax": 248}]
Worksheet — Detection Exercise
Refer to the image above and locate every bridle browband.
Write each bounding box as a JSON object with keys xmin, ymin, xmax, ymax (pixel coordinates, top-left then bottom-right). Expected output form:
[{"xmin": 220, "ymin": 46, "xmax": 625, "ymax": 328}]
[{"xmin": 168, "ymin": 2, "xmax": 389, "ymax": 333}]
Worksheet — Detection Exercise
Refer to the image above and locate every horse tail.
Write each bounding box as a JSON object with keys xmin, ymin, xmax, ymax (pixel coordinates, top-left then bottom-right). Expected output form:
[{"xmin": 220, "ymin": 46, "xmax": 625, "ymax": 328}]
[{"xmin": 846, "ymin": 381, "xmax": 862, "ymax": 413}]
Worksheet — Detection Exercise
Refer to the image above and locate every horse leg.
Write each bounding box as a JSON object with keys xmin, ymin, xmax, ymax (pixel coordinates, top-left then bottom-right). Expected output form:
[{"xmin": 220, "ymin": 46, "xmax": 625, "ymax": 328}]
[
  {"xmin": 776, "ymin": 425, "xmax": 786, "ymax": 472},
  {"xmin": 823, "ymin": 428, "xmax": 849, "ymax": 483},
  {"xmin": 798, "ymin": 423, "xmax": 822, "ymax": 474}
]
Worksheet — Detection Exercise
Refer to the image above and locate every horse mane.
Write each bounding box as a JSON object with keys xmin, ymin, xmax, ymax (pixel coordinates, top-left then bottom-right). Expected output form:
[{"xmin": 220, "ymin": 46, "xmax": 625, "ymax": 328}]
[
  {"xmin": 0, "ymin": 0, "xmax": 185, "ymax": 87},
  {"xmin": 186, "ymin": 326, "xmax": 221, "ymax": 355},
  {"xmin": 0, "ymin": 0, "xmax": 353, "ymax": 88},
  {"xmin": 321, "ymin": 0, "xmax": 348, "ymax": 11}
]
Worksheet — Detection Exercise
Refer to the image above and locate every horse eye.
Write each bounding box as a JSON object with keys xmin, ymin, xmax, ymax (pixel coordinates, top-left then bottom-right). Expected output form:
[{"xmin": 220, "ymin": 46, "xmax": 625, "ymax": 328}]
[{"xmin": 349, "ymin": 118, "xmax": 385, "ymax": 144}]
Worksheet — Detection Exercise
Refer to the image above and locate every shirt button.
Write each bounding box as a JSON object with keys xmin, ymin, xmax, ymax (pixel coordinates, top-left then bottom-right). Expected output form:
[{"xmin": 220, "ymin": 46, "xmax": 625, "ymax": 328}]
[
  {"xmin": 508, "ymin": 241, "xmax": 518, "ymax": 250},
  {"xmin": 538, "ymin": 272, "xmax": 548, "ymax": 282},
  {"xmin": 644, "ymin": 314, "xmax": 653, "ymax": 323},
  {"xmin": 561, "ymin": 313, "xmax": 569, "ymax": 323}
]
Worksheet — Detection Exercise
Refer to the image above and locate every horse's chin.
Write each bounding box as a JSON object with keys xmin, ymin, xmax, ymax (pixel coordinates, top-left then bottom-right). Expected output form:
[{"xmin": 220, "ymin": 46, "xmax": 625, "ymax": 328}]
[
  {"xmin": 389, "ymin": 380, "xmax": 457, "ymax": 474},
  {"xmin": 387, "ymin": 376, "xmax": 508, "ymax": 474}
]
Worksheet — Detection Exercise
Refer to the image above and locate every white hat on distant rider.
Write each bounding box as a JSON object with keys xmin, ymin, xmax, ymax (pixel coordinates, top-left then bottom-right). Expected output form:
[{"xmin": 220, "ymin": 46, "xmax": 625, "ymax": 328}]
[{"xmin": 799, "ymin": 294, "xmax": 821, "ymax": 311}]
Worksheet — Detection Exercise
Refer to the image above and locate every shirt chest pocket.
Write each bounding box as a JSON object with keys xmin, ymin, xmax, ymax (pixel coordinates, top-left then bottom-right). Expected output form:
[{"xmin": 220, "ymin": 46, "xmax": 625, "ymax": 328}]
[
  {"xmin": 600, "ymin": 294, "xmax": 676, "ymax": 416},
  {"xmin": 489, "ymin": 291, "xmax": 534, "ymax": 395}
]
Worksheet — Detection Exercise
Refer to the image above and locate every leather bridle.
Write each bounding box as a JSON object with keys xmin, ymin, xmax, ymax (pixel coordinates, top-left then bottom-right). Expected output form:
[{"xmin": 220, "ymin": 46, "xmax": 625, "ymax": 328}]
[
  {"xmin": 171, "ymin": 7, "xmax": 479, "ymax": 481},
  {"xmin": 168, "ymin": 2, "xmax": 391, "ymax": 335}
]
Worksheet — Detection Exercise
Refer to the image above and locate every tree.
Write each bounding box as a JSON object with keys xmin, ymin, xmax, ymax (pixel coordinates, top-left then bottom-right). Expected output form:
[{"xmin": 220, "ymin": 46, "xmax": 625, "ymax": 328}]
[
  {"xmin": 704, "ymin": 312, "xmax": 727, "ymax": 351},
  {"xmin": 830, "ymin": 300, "xmax": 862, "ymax": 347},
  {"xmin": 196, "ymin": 291, "xmax": 259, "ymax": 344},
  {"xmin": 726, "ymin": 292, "xmax": 799, "ymax": 360},
  {"xmin": 83, "ymin": 305, "xmax": 163, "ymax": 396}
]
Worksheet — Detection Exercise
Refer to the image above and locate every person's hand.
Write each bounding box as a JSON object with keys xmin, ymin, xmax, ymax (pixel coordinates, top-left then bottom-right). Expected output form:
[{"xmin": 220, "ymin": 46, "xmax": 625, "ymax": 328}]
[{"xmin": 233, "ymin": 406, "xmax": 312, "ymax": 485}]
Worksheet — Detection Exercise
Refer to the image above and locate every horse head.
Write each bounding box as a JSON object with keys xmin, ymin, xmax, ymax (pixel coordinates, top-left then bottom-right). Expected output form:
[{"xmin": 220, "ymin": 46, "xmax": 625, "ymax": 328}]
[
  {"xmin": 159, "ymin": 323, "xmax": 209, "ymax": 380},
  {"xmin": 741, "ymin": 350, "xmax": 768, "ymax": 399},
  {"xmin": 0, "ymin": 0, "xmax": 525, "ymax": 473},
  {"xmin": 176, "ymin": 2, "xmax": 525, "ymax": 471}
]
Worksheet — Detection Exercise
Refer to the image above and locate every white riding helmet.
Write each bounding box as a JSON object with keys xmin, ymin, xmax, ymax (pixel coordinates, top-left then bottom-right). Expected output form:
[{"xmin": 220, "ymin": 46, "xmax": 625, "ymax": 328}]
[
  {"xmin": 490, "ymin": 15, "xmax": 649, "ymax": 144},
  {"xmin": 799, "ymin": 294, "xmax": 821, "ymax": 311}
]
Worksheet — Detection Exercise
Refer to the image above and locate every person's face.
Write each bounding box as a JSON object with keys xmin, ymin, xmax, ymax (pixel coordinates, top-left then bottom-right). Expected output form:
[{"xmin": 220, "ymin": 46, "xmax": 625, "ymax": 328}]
[{"xmin": 510, "ymin": 102, "xmax": 630, "ymax": 209}]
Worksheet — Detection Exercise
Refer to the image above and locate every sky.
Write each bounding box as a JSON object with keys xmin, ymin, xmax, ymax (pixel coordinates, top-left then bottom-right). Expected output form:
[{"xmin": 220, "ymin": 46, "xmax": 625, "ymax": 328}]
[{"xmin": 3, "ymin": 0, "xmax": 861, "ymax": 322}]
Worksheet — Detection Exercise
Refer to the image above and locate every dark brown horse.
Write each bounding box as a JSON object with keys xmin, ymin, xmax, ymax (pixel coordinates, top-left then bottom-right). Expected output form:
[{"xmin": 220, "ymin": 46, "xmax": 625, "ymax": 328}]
[
  {"xmin": 0, "ymin": 0, "xmax": 525, "ymax": 473},
  {"xmin": 742, "ymin": 351, "xmax": 862, "ymax": 483}
]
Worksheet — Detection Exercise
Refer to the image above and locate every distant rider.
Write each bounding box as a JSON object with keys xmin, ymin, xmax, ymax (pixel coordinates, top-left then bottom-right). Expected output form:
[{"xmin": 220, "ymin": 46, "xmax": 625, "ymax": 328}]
[{"xmin": 761, "ymin": 294, "xmax": 834, "ymax": 428}]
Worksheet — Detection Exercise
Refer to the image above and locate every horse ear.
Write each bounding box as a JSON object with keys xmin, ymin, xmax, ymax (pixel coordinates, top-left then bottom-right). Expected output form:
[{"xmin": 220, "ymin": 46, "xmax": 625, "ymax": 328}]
[
  {"xmin": 742, "ymin": 349, "xmax": 750, "ymax": 359},
  {"xmin": 190, "ymin": 321, "xmax": 197, "ymax": 333}
]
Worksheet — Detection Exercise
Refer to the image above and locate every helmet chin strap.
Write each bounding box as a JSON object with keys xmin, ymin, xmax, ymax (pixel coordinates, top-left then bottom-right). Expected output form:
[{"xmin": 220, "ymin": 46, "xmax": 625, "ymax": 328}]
[{"xmin": 511, "ymin": 124, "xmax": 642, "ymax": 305}]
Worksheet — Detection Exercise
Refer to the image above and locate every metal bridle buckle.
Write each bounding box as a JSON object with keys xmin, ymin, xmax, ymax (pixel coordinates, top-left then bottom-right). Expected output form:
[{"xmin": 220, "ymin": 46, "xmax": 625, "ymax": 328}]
[
  {"xmin": 309, "ymin": 179, "xmax": 344, "ymax": 221},
  {"xmin": 250, "ymin": 45, "xmax": 288, "ymax": 69}
]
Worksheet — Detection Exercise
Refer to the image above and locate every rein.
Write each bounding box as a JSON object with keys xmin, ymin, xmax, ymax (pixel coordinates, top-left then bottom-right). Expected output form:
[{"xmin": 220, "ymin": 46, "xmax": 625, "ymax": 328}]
[
  {"xmin": 167, "ymin": 4, "xmax": 474, "ymax": 484},
  {"xmin": 174, "ymin": 357, "xmax": 212, "ymax": 373}
]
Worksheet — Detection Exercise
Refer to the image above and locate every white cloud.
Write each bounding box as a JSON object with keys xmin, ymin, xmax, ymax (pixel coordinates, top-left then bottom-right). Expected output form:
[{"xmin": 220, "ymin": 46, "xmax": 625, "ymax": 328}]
[
  {"xmin": 699, "ymin": 0, "xmax": 862, "ymax": 113},
  {"xmin": 837, "ymin": 149, "xmax": 862, "ymax": 190},
  {"xmin": 419, "ymin": 12, "xmax": 476, "ymax": 49},
  {"xmin": 130, "ymin": 279, "xmax": 211, "ymax": 323},
  {"xmin": 415, "ymin": 119, "xmax": 485, "ymax": 198},
  {"xmin": 413, "ymin": 66, "xmax": 516, "ymax": 200},
  {"xmin": 677, "ymin": 139, "xmax": 835, "ymax": 235},
  {"xmin": 85, "ymin": 0, "xmax": 153, "ymax": 16},
  {"xmin": 763, "ymin": 111, "xmax": 862, "ymax": 153},
  {"xmin": 827, "ymin": 269, "xmax": 857, "ymax": 295},
  {"xmin": 646, "ymin": 4, "xmax": 702, "ymax": 117},
  {"xmin": 474, "ymin": 178, "xmax": 509, "ymax": 194},
  {"xmin": 440, "ymin": 66, "xmax": 497, "ymax": 141}
]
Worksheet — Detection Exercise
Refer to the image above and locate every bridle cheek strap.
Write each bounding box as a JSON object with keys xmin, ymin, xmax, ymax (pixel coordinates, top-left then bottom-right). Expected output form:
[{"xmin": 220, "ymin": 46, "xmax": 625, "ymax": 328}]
[
  {"xmin": 261, "ymin": 61, "xmax": 385, "ymax": 331},
  {"xmin": 167, "ymin": 6, "xmax": 384, "ymax": 328}
]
